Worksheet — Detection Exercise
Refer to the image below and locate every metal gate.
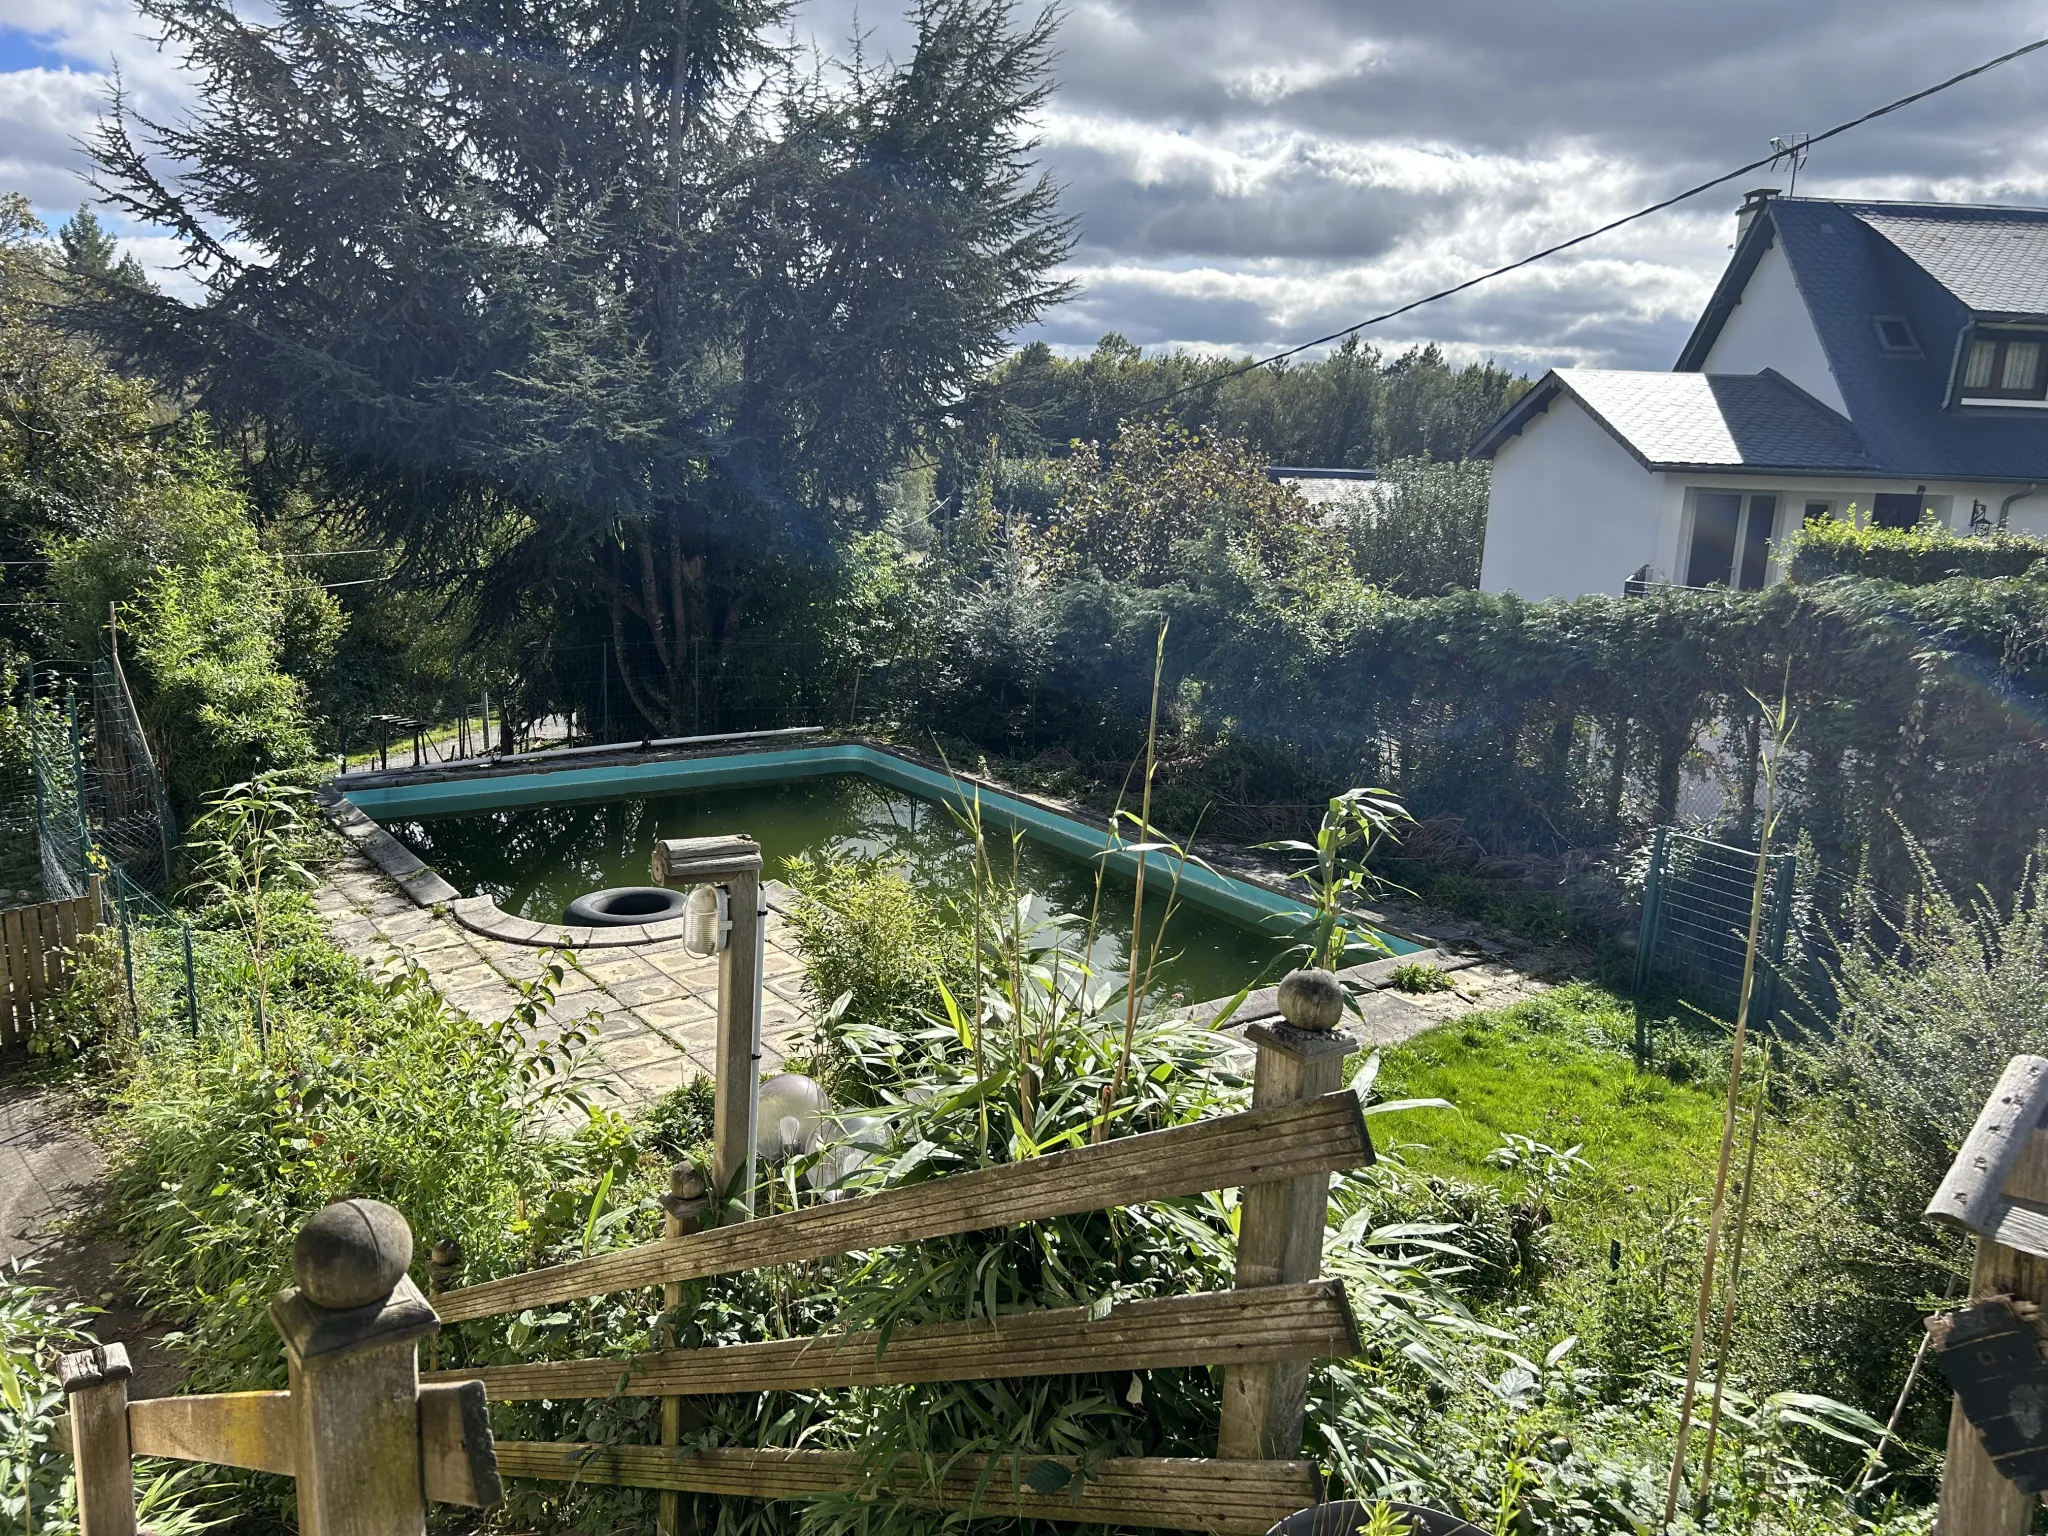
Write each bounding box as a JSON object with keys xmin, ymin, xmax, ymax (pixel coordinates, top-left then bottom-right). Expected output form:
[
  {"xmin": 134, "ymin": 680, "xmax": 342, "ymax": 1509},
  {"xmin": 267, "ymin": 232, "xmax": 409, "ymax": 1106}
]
[{"xmin": 1632, "ymin": 825, "xmax": 1795, "ymax": 1031}]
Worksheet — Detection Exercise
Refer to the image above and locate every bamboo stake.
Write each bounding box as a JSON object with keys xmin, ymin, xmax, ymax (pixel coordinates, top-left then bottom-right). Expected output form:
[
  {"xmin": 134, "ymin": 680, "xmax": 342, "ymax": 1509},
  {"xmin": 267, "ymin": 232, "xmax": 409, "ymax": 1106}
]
[
  {"xmin": 1661, "ymin": 689, "xmax": 1791, "ymax": 1530},
  {"xmin": 1103, "ymin": 621, "xmax": 1168, "ymax": 1139}
]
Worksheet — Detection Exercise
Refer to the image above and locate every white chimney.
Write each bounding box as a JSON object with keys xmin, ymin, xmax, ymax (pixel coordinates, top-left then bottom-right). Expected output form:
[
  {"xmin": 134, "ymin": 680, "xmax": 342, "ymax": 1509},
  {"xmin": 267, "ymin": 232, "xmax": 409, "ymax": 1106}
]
[{"xmin": 1736, "ymin": 187, "xmax": 1780, "ymax": 244}]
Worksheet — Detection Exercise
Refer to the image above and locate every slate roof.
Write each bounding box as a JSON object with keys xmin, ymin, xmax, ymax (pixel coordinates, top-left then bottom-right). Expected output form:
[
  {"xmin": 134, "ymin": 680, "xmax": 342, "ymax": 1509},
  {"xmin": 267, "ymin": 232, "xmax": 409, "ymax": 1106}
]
[
  {"xmin": 1855, "ymin": 209, "xmax": 2048, "ymax": 317},
  {"xmin": 1674, "ymin": 196, "xmax": 2048, "ymax": 482},
  {"xmin": 1471, "ymin": 367, "xmax": 1872, "ymax": 473}
]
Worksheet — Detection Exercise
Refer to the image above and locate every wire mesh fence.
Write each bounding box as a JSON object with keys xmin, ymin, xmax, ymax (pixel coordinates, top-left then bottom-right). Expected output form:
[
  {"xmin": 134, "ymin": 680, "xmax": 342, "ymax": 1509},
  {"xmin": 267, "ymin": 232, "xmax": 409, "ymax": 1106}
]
[
  {"xmin": 1631, "ymin": 825, "xmax": 1796, "ymax": 1044},
  {"xmin": 28, "ymin": 659, "xmax": 177, "ymax": 897}
]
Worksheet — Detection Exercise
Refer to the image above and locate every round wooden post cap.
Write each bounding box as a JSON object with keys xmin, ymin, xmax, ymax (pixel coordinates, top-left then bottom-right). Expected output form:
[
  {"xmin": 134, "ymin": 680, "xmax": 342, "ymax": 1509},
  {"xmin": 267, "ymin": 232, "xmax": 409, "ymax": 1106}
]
[
  {"xmin": 293, "ymin": 1198, "xmax": 414, "ymax": 1310},
  {"xmin": 1276, "ymin": 968, "xmax": 1345, "ymax": 1031}
]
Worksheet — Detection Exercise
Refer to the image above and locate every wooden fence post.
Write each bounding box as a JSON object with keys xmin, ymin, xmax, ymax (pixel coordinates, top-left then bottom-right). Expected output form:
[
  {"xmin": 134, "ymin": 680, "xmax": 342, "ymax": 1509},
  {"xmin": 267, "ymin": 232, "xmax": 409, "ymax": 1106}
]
[
  {"xmin": 652, "ymin": 836, "xmax": 764, "ymax": 1218},
  {"xmin": 60, "ymin": 1343, "xmax": 135, "ymax": 1536},
  {"xmin": 1217, "ymin": 973, "xmax": 1358, "ymax": 1462},
  {"xmin": 270, "ymin": 1199, "xmax": 440, "ymax": 1536},
  {"xmin": 1926, "ymin": 1055, "xmax": 2048, "ymax": 1535},
  {"xmin": 659, "ymin": 1162, "xmax": 710, "ymax": 1536}
]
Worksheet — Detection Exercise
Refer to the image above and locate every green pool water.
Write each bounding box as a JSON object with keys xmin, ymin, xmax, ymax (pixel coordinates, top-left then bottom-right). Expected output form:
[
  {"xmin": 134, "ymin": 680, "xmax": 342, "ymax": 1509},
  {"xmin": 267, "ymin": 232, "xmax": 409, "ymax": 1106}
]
[{"xmin": 383, "ymin": 774, "xmax": 1301, "ymax": 1007}]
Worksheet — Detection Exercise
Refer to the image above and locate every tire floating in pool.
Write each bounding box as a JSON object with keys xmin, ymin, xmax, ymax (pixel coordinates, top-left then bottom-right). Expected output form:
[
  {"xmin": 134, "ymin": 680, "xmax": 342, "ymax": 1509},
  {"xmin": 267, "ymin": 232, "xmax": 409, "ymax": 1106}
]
[{"xmin": 564, "ymin": 886, "xmax": 690, "ymax": 927}]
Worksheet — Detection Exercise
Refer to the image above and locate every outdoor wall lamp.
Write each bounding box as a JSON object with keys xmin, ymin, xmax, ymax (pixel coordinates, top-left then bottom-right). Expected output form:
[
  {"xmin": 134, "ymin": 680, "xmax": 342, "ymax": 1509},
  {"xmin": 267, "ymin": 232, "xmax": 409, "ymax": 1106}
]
[
  {"xmin": 680, "ymin": 882, "xmax": 730, "ymax": 958},
  {"xmin": 653, "ymin": 833, "xmax": 766, "ymax": 1213}
]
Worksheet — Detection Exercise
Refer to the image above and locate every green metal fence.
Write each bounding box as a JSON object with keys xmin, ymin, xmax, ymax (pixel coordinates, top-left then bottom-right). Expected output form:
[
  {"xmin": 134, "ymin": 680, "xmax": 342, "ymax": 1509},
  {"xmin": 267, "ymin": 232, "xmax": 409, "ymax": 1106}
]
[{"xmin": 1631, "ymin": 825, "xmax": 1796, "ymax": 1046}]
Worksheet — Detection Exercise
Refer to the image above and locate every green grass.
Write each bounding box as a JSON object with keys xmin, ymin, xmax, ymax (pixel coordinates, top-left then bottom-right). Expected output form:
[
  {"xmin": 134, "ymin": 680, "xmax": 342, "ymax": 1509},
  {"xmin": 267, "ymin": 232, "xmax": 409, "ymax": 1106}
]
[{"xmin": 1369, "ymin": 983, "xmax": 1728, "ymax": 1241}]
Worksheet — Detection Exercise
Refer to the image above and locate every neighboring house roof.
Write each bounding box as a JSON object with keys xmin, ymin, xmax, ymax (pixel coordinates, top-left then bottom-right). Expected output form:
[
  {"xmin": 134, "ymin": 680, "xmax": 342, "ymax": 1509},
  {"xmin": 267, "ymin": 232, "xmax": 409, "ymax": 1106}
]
[
  {"xmin": 1269, "ymin": 466, "xmax": 1376, "ymax": 507},
  {"xmin": 1676, "ymin": 196, "xmax": 2048, "ymax": 482},
  {"xmin": 1471, "ymin": 367, "xmax": 1871, "ymax": 473}
]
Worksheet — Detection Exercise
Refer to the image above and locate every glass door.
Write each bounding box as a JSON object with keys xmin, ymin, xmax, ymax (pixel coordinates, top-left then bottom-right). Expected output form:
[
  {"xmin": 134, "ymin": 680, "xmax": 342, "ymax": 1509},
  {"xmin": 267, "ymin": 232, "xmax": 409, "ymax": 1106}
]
[{"xmin": 1686, "ymin": 491, "xmax": 1779, "ymax": 589}]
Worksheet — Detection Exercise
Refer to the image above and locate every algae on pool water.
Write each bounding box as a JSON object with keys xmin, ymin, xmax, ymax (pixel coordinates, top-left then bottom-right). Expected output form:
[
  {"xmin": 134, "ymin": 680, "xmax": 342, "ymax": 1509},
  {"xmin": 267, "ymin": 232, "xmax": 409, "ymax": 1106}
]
[{"xmin": 384, "ymin": 774, "xmax": 1294, "ymax": 1007}]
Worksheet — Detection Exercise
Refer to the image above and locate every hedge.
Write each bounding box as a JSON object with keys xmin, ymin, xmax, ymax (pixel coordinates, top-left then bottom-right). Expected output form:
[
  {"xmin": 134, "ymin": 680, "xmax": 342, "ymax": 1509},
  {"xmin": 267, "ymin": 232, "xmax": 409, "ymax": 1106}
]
[
  {"xmin": 1785, "ymin": 517, "xmax": 2048, "ymax": 585},
  {"xmin": 921, "ymin": 574, "xmax": 2048, "ymax": 906}
]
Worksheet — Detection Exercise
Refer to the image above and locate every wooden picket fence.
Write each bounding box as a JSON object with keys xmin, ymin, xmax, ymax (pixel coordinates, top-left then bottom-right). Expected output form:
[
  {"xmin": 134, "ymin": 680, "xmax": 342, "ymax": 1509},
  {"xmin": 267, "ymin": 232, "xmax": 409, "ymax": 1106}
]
[{"xmin": 1, "ymin": 879, "xmax": 102, "ymax": 1049}]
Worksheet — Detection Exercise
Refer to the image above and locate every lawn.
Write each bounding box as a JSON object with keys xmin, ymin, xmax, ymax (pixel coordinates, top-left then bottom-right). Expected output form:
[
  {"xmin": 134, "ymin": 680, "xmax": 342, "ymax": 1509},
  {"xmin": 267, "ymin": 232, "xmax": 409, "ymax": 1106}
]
[{"xmin": 1368, "ymin": 983, "xmax": 1729, "ymax": 1243}]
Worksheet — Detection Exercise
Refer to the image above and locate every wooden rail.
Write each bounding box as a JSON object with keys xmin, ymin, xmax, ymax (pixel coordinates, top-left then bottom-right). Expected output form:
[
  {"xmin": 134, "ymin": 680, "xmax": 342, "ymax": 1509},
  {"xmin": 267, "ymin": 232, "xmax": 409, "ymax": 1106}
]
[
  {"xmin": 491, "ymin": 1443, "xmax": 1321, "ymax": 1535},
  {"xmin": 436, "ymin": 1090, "xmax": 1371, "ymax": 1323},
  {"xmin": 430, "ymin": 1280, "xmax": 1356, "ymax": 1401},
  {"xmin": 1, "ymin": 882, "xmax": 101, "ymax": 1048},
  {"xmin": 61, "ymin": 1025, "xmax": 1373, "ymax": 1535}
]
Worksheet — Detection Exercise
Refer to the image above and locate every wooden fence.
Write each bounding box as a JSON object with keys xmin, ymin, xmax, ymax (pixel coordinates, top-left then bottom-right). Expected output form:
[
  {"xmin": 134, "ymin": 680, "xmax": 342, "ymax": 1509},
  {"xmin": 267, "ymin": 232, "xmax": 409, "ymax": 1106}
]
[
  {"xmin": 57, "ymin": 1017, "xmax": 1372, "ymax": 1536},
  {"xmin": 422, "ymin": 1017, "xmax": 1367, "ymax": 1533},
  {"xmin": 1, "ymin": 879, "xmax": 101, "ymax": 1049}
]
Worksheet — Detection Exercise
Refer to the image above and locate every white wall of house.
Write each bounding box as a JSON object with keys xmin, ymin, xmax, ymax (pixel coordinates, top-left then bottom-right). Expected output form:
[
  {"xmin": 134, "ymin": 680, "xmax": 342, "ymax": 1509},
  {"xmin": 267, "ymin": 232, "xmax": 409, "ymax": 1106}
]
[
  {"xmin": 1485, "ymin": 428, "xmax": 2043, "ymax": 599},
  {"xmin": 1696, "ymin": 240, "xmax": 1848, "ymax": 415},
  {"xmin": 1479, "ymin": 395, "xmax": 1661, "ymax": 599}
]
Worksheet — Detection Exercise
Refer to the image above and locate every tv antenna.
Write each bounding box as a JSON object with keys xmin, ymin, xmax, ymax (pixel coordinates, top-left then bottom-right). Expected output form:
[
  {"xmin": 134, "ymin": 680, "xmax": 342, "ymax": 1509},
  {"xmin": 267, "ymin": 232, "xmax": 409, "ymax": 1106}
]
[{"xmin": 1770, "ymin": 134, "xmax": 1812, "ymax": 193}]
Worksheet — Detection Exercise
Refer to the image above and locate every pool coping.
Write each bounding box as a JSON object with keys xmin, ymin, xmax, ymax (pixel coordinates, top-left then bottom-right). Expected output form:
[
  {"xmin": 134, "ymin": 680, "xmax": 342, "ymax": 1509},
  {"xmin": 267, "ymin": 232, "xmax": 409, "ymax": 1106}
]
[{"xmin": 319, "ymin": 732, "xmax": 1435, "ymax": 955}]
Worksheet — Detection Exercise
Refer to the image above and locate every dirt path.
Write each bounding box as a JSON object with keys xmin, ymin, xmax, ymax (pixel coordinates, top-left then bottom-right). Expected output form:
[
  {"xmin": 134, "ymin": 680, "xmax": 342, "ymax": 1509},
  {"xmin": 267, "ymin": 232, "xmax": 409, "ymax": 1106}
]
[{"xmin": 0, "ymin": 1068, "xmax": 183, "ymax": 1397}]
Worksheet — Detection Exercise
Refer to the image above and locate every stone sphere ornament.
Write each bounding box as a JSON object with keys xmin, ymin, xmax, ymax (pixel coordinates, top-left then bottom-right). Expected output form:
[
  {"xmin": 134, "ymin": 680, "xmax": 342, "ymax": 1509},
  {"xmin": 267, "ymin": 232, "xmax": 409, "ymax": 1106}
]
[
  {"xmin": 1275, "ymin": 967, "xmax": 1346, "ymax": 1032},
  {"xmin": 292, "ymin": 1198, "xmax": 414, "ymax": 1310}
]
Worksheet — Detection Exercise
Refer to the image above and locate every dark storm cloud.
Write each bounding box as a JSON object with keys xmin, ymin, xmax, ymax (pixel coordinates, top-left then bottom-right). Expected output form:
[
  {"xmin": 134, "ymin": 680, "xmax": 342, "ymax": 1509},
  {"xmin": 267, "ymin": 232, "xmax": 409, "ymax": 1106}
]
[
  {"xmin": 10, "ymin": 0, "xmax": 2048, "ymax": 355},
  {"xmin": 1005, "ymin": 0, "xmax": 2048, "ymax": 364}
]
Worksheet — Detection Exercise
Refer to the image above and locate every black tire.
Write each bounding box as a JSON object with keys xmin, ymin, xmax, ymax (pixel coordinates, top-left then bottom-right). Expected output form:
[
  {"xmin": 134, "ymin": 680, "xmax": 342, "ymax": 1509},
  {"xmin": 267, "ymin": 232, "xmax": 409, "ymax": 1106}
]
[{"xmin": 564, "ymin": 886, "xmax": 689, "ymax": 927}]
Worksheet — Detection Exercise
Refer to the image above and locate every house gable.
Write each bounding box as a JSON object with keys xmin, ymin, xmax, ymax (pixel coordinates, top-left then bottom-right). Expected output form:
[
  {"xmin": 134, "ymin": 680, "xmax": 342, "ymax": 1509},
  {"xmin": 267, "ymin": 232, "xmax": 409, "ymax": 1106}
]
[
  {"xmin": 1680, "ymin": 196, "xmax": 2048, "ymax": 483},
  {"xmin": 1693, "ymin": 232, "xmax": 1846, "ymax": 414},
  {"xmin": 1479, "ymin": 385, "xmax": 1665, "ymax": 600}
]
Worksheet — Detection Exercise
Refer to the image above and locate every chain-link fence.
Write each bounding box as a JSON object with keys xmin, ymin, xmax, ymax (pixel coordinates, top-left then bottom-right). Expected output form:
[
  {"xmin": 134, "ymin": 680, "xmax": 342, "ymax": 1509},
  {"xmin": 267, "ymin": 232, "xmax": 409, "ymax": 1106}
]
[{"xmin": 29, "ymin": 658, "xmax": 177, "ymax": 896}]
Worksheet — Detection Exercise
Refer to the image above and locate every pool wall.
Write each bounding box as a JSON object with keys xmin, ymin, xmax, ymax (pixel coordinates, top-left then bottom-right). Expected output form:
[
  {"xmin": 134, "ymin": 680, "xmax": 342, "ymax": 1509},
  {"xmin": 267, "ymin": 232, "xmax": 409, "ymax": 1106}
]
[{"xmin": 336, "ymin": 739, "xmax": 1422, "ymax": 952}]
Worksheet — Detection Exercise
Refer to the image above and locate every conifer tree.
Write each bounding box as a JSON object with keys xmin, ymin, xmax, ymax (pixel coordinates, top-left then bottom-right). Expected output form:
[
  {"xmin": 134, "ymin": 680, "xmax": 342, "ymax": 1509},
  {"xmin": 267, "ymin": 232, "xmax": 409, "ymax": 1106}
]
[{"xmin": 81, "ymin": 0, "xmax": 1072, "ymax": 730}]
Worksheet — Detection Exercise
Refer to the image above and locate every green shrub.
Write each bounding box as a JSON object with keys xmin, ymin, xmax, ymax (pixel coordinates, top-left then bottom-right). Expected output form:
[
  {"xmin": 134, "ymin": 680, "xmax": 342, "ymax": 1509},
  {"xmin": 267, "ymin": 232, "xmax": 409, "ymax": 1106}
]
[
  {"xmin": 1784, "ymin": 514, "xmax": 2048, "ymax": 584},
  {"xmin": 781, "ymin": 851, "xmax": 963, "ymax": 1069},
  {"xmin": 43, "ymin": 423, "xmax": 338, "ymax": 811},
  {"xmin": 1735, "ymin": 843, "xmax": 2048, "ymax": 1467}
]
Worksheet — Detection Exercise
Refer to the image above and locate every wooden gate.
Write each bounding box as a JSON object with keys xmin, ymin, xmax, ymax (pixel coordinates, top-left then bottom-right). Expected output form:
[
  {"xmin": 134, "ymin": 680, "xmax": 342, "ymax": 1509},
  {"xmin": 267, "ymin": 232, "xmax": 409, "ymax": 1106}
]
[{"xmin": 1, "ymin": 879, "xmax": 102, "ymax": 1049}]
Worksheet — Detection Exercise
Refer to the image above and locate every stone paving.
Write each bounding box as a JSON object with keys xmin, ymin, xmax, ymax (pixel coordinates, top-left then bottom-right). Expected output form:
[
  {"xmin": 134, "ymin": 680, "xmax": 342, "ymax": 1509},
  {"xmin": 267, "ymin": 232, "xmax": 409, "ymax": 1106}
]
[{"xmin": 311, "ymin": 847, "xmax": 815, "ymax": 1111}]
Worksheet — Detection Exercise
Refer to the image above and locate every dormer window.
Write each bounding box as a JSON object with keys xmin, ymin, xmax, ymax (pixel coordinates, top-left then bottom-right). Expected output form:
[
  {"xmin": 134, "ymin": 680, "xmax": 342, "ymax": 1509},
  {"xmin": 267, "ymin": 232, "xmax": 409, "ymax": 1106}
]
[
  {"xmin": 1873, "ymin": 316, "xmax": 1920, "ymax": 357},
  {"xmin": 1961, "ymin": 329, "xmax": 2048, "ymax": 402}
]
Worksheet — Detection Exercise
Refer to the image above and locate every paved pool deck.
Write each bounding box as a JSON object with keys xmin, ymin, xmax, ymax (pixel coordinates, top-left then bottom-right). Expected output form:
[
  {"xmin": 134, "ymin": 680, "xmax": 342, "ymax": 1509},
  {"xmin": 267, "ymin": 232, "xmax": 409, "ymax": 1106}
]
[
  {"xmin": 311, "ymin": 839, "xmax": 1547, "ymax": 1117},
  {"xmin": 311, "ymin": 845, "xmax": 814, "ymax": 1110}
]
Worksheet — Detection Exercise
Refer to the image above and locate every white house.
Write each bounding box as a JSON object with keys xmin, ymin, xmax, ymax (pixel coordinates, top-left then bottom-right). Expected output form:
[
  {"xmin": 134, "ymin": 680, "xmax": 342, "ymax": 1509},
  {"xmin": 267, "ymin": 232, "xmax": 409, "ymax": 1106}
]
[{"xmin": 1474, "ymin": 191, "xmax": 2048, "ymax": 600}]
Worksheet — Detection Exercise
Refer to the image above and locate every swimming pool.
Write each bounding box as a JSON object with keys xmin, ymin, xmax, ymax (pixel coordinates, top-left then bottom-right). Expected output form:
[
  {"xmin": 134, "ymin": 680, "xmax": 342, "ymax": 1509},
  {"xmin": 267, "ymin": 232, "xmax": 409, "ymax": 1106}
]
[{"xmin": 341, "ymin": 741, "xmax": 1418, "ymax": 1004}]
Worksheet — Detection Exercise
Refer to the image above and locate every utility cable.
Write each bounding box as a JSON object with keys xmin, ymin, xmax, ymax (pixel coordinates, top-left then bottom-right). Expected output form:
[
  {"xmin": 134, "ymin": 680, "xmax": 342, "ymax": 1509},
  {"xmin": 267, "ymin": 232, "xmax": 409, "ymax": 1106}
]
[{"xmin": 1124, "ymin": 32, "xmax": 2048, "ymax": 413}]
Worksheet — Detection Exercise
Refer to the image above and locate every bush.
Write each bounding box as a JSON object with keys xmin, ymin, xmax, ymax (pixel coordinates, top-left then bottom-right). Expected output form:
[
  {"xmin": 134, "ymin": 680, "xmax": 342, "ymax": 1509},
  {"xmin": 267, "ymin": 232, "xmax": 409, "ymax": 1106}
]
[
  {"xmin": 43, "ymin": 422, "xmax": 338, "ymax": 811},
  {"xmin": 1784, "ymin": 514, "xmax": 2048, "ymax": 584},
  {"xmin": 782, "ymin": 850, "xmax": 963, "ymax": 1066},
  {"xmin": 1332, "ymin": 456, "xmax": 1491, "ymax": 598},
  {"xmin": 1735, "ymin": 843, "xmax": 2048, "ymax": 1466}
]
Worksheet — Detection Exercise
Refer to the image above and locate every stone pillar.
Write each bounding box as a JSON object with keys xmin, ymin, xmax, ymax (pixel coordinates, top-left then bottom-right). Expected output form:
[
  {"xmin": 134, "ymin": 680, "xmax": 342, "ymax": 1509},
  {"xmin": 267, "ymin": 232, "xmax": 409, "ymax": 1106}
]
[{"xmin": 269, "ymin": 1199, "xmax": 440, "ymax": 1536}]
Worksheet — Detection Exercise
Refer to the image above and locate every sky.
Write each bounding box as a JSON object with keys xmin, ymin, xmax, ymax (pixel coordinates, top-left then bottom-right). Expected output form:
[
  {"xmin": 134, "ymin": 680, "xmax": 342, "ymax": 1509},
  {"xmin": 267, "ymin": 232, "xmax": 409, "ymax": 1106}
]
[{"xmin": 5, "ymin": 0, "xmax": 2048, "ymax": 374}]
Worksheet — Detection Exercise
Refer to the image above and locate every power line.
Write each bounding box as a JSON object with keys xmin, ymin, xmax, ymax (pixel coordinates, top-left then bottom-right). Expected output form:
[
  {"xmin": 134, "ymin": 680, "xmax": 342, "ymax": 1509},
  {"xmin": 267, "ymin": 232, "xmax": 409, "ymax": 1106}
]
[{"xmin": 1125, "ymin": 32, "xmax": 2048, "ymax": 414}]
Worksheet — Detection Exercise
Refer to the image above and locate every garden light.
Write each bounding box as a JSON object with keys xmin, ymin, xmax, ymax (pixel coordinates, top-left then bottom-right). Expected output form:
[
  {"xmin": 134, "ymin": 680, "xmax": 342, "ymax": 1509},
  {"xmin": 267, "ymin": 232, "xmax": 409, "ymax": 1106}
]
[{"xmin": 681, "ymin": 882, "xmax": 728, "ymax": 957}]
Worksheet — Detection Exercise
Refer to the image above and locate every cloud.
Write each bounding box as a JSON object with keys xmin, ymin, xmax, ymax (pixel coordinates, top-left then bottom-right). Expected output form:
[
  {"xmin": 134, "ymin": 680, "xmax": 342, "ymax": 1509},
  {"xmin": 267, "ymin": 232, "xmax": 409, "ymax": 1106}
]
[{"xmin": 6, "ymin": 0, "xmax": 2048, "ymax": 369}]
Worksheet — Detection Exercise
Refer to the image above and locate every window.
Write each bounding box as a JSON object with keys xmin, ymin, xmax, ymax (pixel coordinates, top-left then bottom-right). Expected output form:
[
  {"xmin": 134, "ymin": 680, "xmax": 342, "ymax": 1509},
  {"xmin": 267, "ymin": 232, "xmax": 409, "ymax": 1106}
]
[
  {"xmin": 1685, "ymin": 491, "xmax": 1780, "ymax": 590},
  {"xmin": 1960, "ymin": 329, "xmax": 2048, "ymax": 401},
  {"xmin": 1803, "ymin": 500, "xmax": 1835, "ymax": 525},
  {"xmin": 1872, "ymin": 316, "xmax": 1920, "ymax": 357}
]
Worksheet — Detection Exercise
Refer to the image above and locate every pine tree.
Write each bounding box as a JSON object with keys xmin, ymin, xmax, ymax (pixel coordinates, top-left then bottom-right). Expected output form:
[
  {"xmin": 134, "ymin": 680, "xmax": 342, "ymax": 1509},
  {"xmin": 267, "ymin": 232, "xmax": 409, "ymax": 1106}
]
[
  {"xmin": 80, "ymin": 0, "xmax": 1073, "ymax": 730},
  {"xmin": 57, "ymin": 206, "xmax": 149, "ymax": 288}
]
